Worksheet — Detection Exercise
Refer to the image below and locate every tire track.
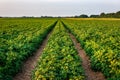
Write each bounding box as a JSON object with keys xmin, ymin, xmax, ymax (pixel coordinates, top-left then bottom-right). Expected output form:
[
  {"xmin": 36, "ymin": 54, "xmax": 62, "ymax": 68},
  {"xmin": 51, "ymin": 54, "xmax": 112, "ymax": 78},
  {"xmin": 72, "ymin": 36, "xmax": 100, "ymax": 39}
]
[
  {"xmin": 13, "ymin": 27, "xmax": 54, "ymax": 80},
  {"xmin": 68, "ymin": 32, "xmax": 106, "ymax": 80}
]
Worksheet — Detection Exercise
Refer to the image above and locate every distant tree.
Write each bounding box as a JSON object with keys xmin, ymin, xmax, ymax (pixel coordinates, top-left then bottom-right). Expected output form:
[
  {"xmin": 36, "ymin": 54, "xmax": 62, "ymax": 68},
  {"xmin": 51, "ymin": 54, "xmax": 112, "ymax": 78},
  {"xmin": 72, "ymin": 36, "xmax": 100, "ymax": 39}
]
[
  {"xmin": 79, "ymin": 14, "xmax": 88, "ymax": 18},
  {"xmin": 41, "ymin": 16, "xmax": 53, "ymax": 18},
  {"xmin": 106, "ymin": 13, "xmax": 115, "ymax": 18},
  {"xmin": 22, "ymin": 16, "xmax": 27, "ymax": 18},
  {"xmin": 90, "ymin": 15, "xmax": 99, "ymax": 18},
  {"xmin": 100, "ymin": 12, "xmax": 106, "ymax": 17},
  {"xmin": 74, "ymin": 15, "xmax": 79, "ymax": 18},
  {"xmin": 99, "ymin": 11, "xmax": 120, "ymax": 18},
  {"xmin": 115, "ymin": 11, "xmax": 120, "ymax": 18},
  {"xmin": 116, "ymin": 11, "xmax": 120, "ymax": 14}
]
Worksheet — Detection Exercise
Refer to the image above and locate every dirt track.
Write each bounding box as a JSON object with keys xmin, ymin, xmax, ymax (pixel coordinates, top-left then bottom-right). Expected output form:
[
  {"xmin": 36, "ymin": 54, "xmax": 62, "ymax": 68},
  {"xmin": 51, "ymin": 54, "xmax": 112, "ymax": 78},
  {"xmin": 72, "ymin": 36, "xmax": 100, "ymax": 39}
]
[
  {"xmin": 69, "ymin": 33, "xmax": 106, "ymax": 80},
  {"xmin": 13, "ymin": 21, "xmax": 106, "ymax": 80},
  {"xmin": 13, "ymin": 31, "xmax": 52, "ymax": 80}
]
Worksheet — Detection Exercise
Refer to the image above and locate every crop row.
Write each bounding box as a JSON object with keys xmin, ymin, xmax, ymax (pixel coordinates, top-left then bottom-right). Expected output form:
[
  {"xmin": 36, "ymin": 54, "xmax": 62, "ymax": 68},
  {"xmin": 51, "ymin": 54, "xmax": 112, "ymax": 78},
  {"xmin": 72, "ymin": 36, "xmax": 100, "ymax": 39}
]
[
  {"xmin": 0, "ymin": 18, "xmax": 57, "ymax": 80},
  {"xmin": 32, "ymin": 21, "xmax": 85, "ymax": 80},
  {"xmin": 62, "ymin": 19, "xmax": 120, "ymax": 80}
]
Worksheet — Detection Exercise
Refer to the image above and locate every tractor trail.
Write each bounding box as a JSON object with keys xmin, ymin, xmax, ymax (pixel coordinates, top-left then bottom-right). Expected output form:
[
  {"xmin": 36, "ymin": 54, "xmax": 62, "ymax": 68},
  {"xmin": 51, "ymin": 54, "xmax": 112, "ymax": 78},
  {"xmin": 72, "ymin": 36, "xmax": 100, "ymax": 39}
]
[
  {"xmin": 13, "ymin": 30, "xmax": 53, "ymax": 80},
  {"xmin": 13, "ymin": 21, "xmax": 105, "ymax": 80},
  {"xmin": 68, "ymin": 32, "xmax": 106, "ymax": 80}
]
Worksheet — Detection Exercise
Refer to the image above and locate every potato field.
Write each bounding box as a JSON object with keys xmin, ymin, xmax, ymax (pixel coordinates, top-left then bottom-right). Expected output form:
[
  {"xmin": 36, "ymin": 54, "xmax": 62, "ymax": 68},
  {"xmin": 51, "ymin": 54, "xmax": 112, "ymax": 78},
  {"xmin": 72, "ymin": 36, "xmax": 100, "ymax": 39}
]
[{"xmin": 0, "ymin": 18, "xmax": 120, "ymax": 80}]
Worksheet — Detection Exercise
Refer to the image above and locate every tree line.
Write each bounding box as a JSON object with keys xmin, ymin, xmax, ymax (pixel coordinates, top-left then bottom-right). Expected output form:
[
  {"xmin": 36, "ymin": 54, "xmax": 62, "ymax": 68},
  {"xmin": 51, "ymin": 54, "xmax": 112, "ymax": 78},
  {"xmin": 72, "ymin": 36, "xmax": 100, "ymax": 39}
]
[
  {"xmin": 75, "ymin": 11, "xmax": 120, "ymax": 18},
  {"xmin": 0, "ymin": 11, "xmax": 120, "ymax": 18}
]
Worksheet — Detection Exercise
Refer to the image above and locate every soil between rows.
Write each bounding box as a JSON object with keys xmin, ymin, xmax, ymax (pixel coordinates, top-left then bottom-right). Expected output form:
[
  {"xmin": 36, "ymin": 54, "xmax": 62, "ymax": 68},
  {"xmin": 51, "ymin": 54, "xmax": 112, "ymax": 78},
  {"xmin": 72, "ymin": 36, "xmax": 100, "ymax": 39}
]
[
  {"xmin": 13, "ymin": 21, "xmax": 106, "ymax": 80},
  {"xmin": 68, "ymin": 32, "xmax": 106, "ymax": 80},
  {"xmin": 13, "ymin": 31, "xmax": 53, "ymax": 80}
]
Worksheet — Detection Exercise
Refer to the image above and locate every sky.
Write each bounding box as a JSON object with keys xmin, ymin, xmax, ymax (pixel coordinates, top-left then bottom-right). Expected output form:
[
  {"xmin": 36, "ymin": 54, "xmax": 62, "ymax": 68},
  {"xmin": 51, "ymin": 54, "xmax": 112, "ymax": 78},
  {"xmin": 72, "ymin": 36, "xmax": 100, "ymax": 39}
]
[{"xmin": 0, "ymin": 0, "xmax": 120, "ymax": 17}]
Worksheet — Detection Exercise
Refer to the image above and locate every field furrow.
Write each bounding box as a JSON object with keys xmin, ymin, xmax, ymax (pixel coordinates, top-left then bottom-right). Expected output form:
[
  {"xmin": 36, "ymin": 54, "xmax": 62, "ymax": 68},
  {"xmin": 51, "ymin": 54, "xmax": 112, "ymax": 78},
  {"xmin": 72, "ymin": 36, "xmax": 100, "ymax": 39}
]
[
  {"xmin": 13, "ymin": 22, "xmax": 55, "ymax": 80},
  {"xmin": 0, "ymin": 18, "xmax": 57, "ymax": 80},
  {"xmin": 62, "ymin": 19, "xmax": 120, "ymax": 80},
  {"xmin": 0, "ymin": 18, "xmax": 120, "ymax": 80},
  {"xmin": 32, "ymin": 21, "xmax": 85, "ymax": 80},
  {"xmin": 68, "ymin": 32, "xmax": 105, "ymax": 80}
]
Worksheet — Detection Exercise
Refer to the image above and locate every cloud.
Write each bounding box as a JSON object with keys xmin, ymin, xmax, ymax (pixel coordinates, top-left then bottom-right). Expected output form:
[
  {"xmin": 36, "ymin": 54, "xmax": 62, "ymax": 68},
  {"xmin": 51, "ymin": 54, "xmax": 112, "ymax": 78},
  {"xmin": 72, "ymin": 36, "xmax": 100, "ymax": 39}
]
[{"xmin": 0, "ymin": 0, "xmax": 120, "ymax": 16}]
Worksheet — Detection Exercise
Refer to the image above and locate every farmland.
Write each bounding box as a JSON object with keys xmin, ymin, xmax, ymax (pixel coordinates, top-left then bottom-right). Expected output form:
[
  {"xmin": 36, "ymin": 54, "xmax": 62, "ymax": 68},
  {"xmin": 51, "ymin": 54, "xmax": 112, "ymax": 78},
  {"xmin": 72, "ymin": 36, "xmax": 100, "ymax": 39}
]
[
  {"xmin": 0, "ymin": 18, "xmax": 120, "ymax": 80},
  {"xmin": 62, "ymin": 19, "xmax": 120, "ymax": 80},
  {"xmin": 0, "ymin": 18, "xmax": 57, "ymax": 79},
  {"xmin": 32, "ymin": 21, "xmax": 85, "ymax": 80}
]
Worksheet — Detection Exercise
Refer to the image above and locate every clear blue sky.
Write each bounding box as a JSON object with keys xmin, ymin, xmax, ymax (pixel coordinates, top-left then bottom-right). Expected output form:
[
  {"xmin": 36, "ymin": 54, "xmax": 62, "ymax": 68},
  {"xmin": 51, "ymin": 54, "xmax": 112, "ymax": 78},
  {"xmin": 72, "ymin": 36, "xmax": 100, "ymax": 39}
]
[{"xmin": 0, "ymin": 0, "xmax": 120, "ymax": 17}]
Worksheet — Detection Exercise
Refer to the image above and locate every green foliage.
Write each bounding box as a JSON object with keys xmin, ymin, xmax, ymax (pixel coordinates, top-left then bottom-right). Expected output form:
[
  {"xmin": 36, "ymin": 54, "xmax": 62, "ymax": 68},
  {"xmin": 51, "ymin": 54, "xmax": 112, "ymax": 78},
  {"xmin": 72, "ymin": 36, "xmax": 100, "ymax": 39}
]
[
  {"xmin": 0, "ymin": 18, "xmax": 57, "ymax": 79},
  {"xmin": 32, "ymin": 21, "xmax": 85, "ymax": 80},
  {"xmin": 99, "ymin": 11, "xmax": 120, "ymax": 18},
  {"xmin": 62, "ymin": 19, "xmax": 120, "ymax": 80}
]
